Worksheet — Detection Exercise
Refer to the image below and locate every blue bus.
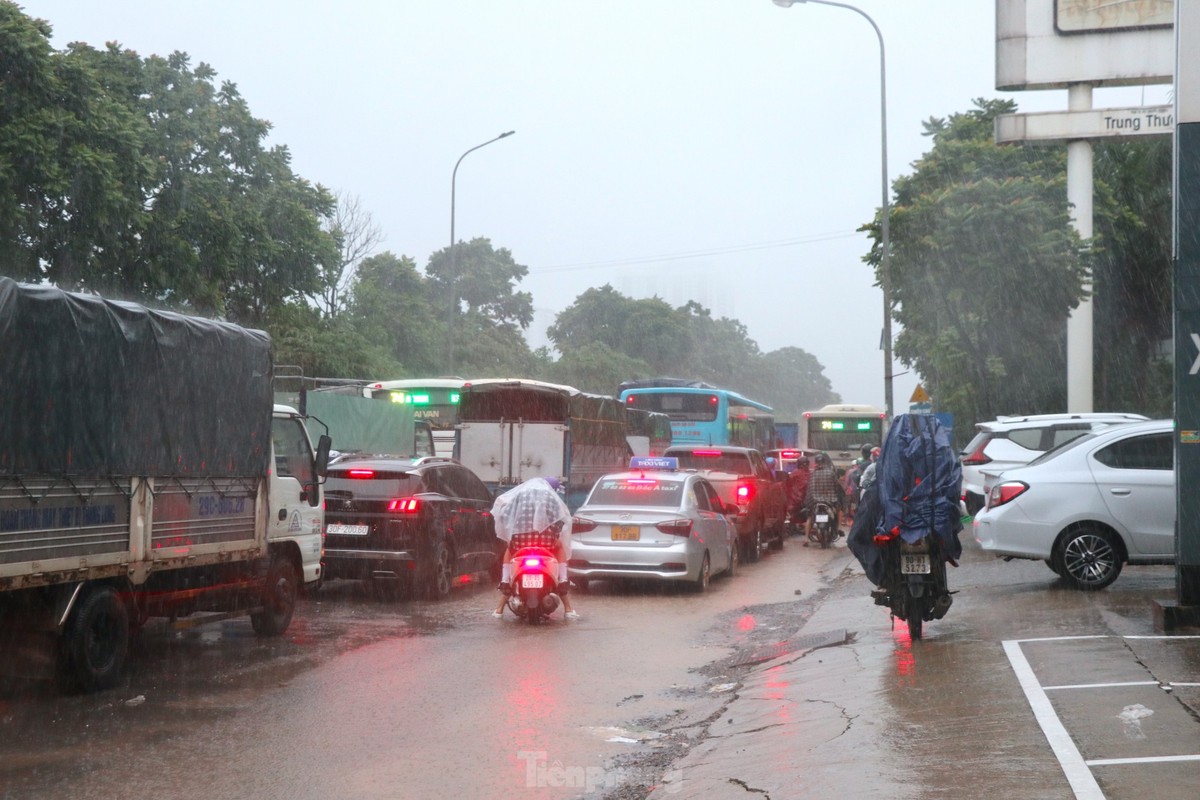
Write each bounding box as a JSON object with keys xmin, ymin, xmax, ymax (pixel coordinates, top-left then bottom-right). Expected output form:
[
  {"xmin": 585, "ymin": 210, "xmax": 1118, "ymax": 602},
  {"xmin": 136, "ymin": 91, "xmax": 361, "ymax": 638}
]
[{"xmin": 618, "ymin": 379, "xmax": 775, "ymax": 451}]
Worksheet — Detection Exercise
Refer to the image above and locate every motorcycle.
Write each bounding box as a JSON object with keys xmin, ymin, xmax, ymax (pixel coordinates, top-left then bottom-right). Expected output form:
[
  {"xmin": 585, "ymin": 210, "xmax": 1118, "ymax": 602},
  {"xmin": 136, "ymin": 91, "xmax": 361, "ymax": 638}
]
[
  {"xmin": 809, "ymin": 501, "xmax": 837, "ymax": 549},
  {"xmin": 503, "ymin": 529, "xmax": 564, "ymax": 624},
  {"xmin": 860, "ymin": 413, "xmax": 962, "ymax": 641},
  {"xmin": 874, "ymin": 531, "xmax": 953, "ymax": 640}
]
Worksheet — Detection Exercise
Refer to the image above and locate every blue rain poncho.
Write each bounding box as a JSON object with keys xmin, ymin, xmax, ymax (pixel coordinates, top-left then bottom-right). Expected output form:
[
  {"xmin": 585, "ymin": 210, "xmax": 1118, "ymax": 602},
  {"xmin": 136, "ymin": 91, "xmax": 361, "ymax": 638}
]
[{"xmin": 848, "ymin": 414, "xmax": 962, "ymax": 585}]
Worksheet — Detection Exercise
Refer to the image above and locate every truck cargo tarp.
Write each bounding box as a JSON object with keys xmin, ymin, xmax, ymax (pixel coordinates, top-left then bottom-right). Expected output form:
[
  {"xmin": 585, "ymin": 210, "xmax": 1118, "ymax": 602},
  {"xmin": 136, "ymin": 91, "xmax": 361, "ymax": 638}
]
[
  {"xmin": 302, "ymin": 390, "xmax": 414, "ymax": 456},
  {"xmin": 0, "ymin": 278, "xmax": 273, "ymax": 478}
]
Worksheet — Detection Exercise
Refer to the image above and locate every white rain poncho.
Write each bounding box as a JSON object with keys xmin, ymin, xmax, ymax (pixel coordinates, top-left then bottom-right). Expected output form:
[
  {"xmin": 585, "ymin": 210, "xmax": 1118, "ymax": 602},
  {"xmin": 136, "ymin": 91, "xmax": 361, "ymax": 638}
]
[{"xmin": 491, "ymin": 477, "xmax": 573, "ymax": 558}]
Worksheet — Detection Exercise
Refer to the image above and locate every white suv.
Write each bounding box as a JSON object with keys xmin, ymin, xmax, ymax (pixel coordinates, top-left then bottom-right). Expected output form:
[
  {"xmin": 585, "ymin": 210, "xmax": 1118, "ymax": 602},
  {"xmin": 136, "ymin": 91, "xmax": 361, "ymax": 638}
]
[{"xmin": 959, "ymin": 412, "xmax": 1147, "ymax": 515}]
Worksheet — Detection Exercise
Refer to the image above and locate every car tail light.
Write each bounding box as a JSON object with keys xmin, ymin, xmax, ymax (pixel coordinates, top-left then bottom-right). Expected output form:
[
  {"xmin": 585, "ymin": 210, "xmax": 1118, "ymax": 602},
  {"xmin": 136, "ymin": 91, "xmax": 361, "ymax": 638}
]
[
  {"xmin": 988, "ymin": 481, "xmax": 1029, "ymax": 508},
  {"xmin": 347, "ymin": 469, "xmax": 376, "ymax": 479},
  {"xmin": 387, "ymin": 497, "xmax": 421, "ymax": 513},
  {"xmin": 736, "ymin": 482, "xmax": 754, "ymax": 503},
  {"xmin": 572, "ymin": 516, "xmax": 597, "ymax": 533},
  {"xmin": 692, "ymin": 449, "xmax": 722, "ymax": 456},
  {"xmin": 961, "ymin": 441, "xmax": 992, "ymax": 467},
  {"xmin": 655, "ymin": 519, "xmax": 693, "ymax": 536}
]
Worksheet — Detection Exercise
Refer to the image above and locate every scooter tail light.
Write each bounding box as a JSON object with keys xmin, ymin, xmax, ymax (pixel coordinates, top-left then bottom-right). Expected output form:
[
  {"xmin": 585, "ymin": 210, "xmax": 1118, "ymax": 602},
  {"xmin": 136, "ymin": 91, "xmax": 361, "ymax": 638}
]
[
  {"xmin": 523, "ymin": 557, "xmax": 542, "ymax": 568},
  {"xmin": 988, "ymin": 481, "xmax": 1029, "ymax": 508}
]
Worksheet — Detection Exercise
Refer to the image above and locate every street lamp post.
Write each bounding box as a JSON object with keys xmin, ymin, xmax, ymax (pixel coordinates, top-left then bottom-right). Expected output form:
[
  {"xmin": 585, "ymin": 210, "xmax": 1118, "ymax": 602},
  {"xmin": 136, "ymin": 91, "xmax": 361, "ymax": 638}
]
[
  {"xmin": 771, "ymin": 0, "xmax": 893, "ymax": 418},
  {"xmin": 447, "ymin": 130, "xmax": 515, "ymax": 371}
]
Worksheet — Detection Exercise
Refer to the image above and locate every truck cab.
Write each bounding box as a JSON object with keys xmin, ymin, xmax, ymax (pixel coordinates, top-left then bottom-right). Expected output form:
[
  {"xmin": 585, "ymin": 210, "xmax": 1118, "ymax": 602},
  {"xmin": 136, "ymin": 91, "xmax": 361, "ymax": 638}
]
[{"xmin": 270, "ymin": 405, "xmax": 331, "ymax": 588}]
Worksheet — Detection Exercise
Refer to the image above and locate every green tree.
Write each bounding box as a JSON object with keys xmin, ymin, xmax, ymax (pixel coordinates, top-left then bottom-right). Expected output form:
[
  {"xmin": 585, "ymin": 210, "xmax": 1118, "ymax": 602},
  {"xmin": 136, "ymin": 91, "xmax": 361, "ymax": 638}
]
[
  {"xmin": 344, "ymin": 252, "xmax": 444, "ymax": 375},
  {"xmin": 0, "ymin": 3, "xmax": 338, "ymax": 321},
  {"xmin": 865, "ymin": 98, "xmax": 1089, "ymax": 428},
  {"xmin": 0, "ymin": 4, "xmax": 150, "ymax": 285},
  {"xmin": 1091, "ymin": 138, "xmax": 1173, "ymax": 416}
]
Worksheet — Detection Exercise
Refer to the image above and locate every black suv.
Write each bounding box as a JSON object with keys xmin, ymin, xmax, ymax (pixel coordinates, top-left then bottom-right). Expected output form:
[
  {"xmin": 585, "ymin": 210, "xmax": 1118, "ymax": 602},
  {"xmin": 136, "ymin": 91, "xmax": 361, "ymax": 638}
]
[{"xmin": 323, "ymin": 456, "xmax": 497, "ymax": 599}]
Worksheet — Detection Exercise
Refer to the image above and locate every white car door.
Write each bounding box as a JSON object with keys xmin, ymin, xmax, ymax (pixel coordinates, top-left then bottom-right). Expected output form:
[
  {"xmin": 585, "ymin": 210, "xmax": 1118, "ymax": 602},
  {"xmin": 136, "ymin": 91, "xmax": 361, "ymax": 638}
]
[
  {"xmin": 694, "ymin": 479, "xmax": 730, "ymax": 573},
  {"xmin": 1088, "ymin": 431, "xmax": 1175, "ymax": 557}
]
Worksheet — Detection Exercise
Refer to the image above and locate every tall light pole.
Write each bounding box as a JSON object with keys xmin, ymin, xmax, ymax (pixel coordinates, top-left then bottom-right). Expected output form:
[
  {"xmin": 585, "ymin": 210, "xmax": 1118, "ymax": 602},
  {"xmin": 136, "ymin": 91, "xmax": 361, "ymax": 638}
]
[
  {"xmin": 771, "ymin": 0, "xmax": 893, "ymax": 418},
  {"xmin": 447, "ymin": 130, "xmax": 515, "ymax": 371}
]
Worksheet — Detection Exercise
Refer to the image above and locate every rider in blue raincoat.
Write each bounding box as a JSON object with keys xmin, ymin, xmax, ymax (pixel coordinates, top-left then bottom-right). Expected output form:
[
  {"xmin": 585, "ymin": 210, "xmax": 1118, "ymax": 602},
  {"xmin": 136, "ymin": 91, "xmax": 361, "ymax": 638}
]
[{"xmin": 848, "ymin": 414, "xmax": 962, "ymax": 586}]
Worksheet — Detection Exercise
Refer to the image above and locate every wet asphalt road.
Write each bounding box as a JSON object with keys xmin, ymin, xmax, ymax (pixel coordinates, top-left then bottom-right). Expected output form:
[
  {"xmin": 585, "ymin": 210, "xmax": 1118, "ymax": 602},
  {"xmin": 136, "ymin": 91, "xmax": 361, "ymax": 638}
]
[{"xmin": 1, "ymin": 531, "xmax": 1196, "ymax": 800}]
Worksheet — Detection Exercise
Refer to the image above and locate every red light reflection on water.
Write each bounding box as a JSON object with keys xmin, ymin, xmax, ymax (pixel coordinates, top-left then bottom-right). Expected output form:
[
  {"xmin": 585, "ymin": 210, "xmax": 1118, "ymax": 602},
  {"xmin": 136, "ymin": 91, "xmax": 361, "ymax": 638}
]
[
  {"xmin": 890, "ymin": 618, "xmax": 916, "ymax": 685},
  {"xmin": 736, "ymin": 614, "xmax": 756, "ymax": 632},
  {"xmin": 500, "ymin": 649, "xmax": 560, "ymax": 792}
]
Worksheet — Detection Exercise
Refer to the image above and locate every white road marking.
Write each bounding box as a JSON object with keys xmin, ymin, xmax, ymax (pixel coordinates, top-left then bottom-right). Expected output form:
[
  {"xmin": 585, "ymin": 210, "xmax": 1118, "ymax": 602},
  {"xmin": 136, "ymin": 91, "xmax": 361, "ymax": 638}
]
[
  {"xmin": 1043, "ymin": 681, "xmax": 1159, "ymax": 691},
  {"xmin": 1003, "ymin": 639, "xmax": 1105, "ymax": 799},
  {"xmin": 1005, "ymin": 635, "xmax": 1200, "ymax": 798}
]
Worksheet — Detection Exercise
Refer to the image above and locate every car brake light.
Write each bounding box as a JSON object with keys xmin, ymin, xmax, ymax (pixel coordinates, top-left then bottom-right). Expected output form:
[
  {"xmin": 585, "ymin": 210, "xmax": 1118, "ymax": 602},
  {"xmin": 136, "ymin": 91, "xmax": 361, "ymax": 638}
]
[
  {"xmin": 988, "ymin": 481, "xmax": 1029, "ymax": 508},
  {"xmin": 572, "ymin": 517, "xmax": 598, "ymax": 533},
  {"xmin": 961, "ymin": 441, "xmax": 992, "ymax": 467},
  {"xmin": 692, "ymin": 449, "xmax": 722, "ymax": 456},
  {"xmin": 387, "ymin": 497, "xmax": 421, "ymax": 513},
  {"xmin": 655, "ymin": 519, "xmax": 693, "ymax": 536},
  {"xmin": 347, "ymin": 469, "xmax": 376, "ymax": 478},
  {"xmin": 736, "ymin": 482, "xmax": 754, "ymax": 502}
]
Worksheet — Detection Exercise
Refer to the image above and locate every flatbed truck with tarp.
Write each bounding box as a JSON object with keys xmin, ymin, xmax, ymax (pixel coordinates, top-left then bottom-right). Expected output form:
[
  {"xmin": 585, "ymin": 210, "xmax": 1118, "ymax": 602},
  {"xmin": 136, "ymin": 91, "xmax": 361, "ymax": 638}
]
[{"xmin": 0, "ymin": 278, "xmax": 330, "ymax": 691}]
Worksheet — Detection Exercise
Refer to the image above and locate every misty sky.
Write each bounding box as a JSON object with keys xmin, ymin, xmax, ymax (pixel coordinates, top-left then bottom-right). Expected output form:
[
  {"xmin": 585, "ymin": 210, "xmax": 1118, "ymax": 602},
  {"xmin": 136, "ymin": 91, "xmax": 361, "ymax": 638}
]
[{"xmin": 21, "ymin": 1, "xmax": 1172, "ymax": 413}]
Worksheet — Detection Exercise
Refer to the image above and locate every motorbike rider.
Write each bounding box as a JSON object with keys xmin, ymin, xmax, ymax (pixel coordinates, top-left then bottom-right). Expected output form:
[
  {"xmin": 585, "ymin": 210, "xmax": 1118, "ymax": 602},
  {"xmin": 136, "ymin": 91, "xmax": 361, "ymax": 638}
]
[
  {"xmin": 491, "ymin": 476, "xmax": 579, "ymax": 620},
  {"xmin": 803, "ymin": 452, "xmax": 845, "ymax": 544},
  {"xmin": 784, "ymin": 455, "xmax": 810, "ymax": 534}
]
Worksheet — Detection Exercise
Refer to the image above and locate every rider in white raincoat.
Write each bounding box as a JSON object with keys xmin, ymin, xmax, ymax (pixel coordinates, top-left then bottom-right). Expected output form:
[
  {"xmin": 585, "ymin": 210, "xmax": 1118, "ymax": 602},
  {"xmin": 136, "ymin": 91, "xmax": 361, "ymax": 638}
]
[{"xmin": 491, "ymin": 477, "xmax": 578, "ymax": 618}]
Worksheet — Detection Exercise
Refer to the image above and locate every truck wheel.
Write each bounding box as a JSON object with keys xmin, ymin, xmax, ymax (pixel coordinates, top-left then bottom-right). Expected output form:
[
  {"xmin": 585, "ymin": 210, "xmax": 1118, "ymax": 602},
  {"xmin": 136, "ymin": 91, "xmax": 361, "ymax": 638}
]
[
  {"xmin": 423, "ymin": 541, "xmax": 453, "ymax": 600},
  {"xmin": 251, "ymin": 555, "xmax": 298, "ymax": 636},
  {"xmin": 60, "ymin": 585, "xmax": 129, "ymax": 692}
]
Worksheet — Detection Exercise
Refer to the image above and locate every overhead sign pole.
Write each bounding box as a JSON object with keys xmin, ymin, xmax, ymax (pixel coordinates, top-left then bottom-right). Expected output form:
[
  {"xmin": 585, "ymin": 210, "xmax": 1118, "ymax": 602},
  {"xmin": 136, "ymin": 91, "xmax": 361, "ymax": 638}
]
[{"xmin": 1163, "ymin": 0, "xmax": 1200, "ymax": 629}]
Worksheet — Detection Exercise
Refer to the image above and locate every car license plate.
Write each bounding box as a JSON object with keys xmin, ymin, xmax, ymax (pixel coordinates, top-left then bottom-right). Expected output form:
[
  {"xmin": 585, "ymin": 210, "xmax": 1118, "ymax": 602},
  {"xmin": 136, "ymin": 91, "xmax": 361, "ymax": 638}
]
[
  {"xmin": 611, "ymin": 525, "xmax": 640, "ymax": 541},
  {"xmin": 522, "ymin": 573, "xmax": 544, "ymax": 589},
  {"xmin": 901, "ymin": 554, "xmax": 931, "ymax": 574},
  {"xmin": 326, "ymin": 523, "xmax": 369, "ymax": 536},
  {"xmin": 815, "ymin": 514, "xmax": 829, "ymax": 523}
]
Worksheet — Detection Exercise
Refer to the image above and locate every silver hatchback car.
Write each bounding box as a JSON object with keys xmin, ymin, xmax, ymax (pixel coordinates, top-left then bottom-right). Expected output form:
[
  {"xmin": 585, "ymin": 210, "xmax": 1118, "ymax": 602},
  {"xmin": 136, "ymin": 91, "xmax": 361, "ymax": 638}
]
[
  {"xmin": 973, "ymin": 419, "xmax": 1174, "ymax": 590},
  {"xmin": 567, "ymin": 458, "xmax": 737, "ymax": 592}
]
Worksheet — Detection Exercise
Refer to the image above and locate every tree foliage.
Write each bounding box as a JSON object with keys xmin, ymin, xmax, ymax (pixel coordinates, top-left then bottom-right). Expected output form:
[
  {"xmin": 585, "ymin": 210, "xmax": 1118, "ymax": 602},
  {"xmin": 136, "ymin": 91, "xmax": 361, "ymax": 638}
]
[
  {"xmin": 547, "ymin": 285, "xmax": 839, "ymax": 414},
  {"xmin": 864, "ymin": 99, "xmax": 1090, "ymax": 427},
  {"xmin": 0, "ymin": 3, "xmax": 338, "ymax": 325},
  {"xmin": 864, "ymin": 98, "xmax": 1172, "ymax": 429}
]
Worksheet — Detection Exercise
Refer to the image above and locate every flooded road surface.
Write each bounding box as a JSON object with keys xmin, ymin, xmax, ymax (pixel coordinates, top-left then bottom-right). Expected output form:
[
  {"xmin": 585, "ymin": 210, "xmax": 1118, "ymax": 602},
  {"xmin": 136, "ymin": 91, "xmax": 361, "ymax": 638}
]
[
  {"xmin": 2, "ymin": 534, "xmax": 1196, "ymax": 800},
  {"xmin": 0, "ymin": 537, "xmax": 836, "ymax": 799}
]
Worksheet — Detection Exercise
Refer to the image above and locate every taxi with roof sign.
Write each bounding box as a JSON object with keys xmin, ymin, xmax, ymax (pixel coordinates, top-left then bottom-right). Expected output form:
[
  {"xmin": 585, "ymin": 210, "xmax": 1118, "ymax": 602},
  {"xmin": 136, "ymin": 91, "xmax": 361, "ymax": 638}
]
[{"xmin": 566, "ymin": 457, "xmax": 737, "ymax": 592}]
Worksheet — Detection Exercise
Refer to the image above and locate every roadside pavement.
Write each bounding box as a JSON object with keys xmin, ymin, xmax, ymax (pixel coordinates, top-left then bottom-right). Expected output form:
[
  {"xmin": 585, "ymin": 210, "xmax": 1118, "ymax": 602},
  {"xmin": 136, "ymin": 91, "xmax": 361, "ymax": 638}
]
[{"xmin": 647, "ymin": 537, "xmax": 1200, "ymax": 800}]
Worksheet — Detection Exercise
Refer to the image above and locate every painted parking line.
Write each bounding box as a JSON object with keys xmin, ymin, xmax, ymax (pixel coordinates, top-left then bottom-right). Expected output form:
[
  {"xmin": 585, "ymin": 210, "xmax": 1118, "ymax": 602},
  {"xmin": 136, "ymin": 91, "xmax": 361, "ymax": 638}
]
[
  {"xmin": 1003, "ymin": 635, "xmax": 1200, "ymax": 799},
  {"xmin": 1003, "ymin": 639, "xmax": 1104, "ymax": 799}
]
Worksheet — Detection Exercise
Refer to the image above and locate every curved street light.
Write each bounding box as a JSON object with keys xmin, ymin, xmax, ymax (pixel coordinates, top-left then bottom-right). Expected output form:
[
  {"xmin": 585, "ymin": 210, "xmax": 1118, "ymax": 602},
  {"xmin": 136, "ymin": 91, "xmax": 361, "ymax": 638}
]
[
  {"xmin": 447, "ymin": 130, "xmax": 515, "ymax": 370},
  {"xmin": 771, "ymin": 0, "xmax": 893, "ymax": 418}
]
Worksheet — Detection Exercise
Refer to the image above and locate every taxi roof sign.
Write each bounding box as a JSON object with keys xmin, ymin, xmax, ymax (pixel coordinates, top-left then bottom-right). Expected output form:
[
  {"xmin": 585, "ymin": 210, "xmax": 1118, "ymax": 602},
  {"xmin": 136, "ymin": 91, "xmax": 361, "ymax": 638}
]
[{"xmin": 629, "ymin": 456, "xmax": 678, "ymax": 470}]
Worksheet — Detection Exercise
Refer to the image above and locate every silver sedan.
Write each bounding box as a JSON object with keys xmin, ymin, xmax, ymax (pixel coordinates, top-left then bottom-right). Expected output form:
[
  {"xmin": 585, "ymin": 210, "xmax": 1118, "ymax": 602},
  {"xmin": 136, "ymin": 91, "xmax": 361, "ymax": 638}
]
[{"xmin": 567, "ymin": 464, "xmax": 736, "ymax": 592}]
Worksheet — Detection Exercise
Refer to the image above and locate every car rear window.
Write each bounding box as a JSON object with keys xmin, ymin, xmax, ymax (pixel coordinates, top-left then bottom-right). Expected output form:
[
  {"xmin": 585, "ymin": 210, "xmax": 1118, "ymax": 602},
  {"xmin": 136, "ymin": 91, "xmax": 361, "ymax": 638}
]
[
  {"xmin": 668, "ymin": 452, "xmax": 752, "ymax": 474},
  {"xmin": 587, "ymin": 477, "xmax": 685, "ymax": 507},
  {"xmin": 326, "ymin": 468, "xmax": 422, "ymax": 499}
]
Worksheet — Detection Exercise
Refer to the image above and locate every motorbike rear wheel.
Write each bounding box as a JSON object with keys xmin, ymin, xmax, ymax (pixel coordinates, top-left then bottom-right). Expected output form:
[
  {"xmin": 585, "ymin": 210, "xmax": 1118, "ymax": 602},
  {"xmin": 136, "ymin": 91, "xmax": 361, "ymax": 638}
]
[
  {"xmin": 524, "ymin": 589, "xmax": 542, "ymax": 624},
  {"xmin": 904, "ymin": 592, "xmax": 924, "ymax": 640}
]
